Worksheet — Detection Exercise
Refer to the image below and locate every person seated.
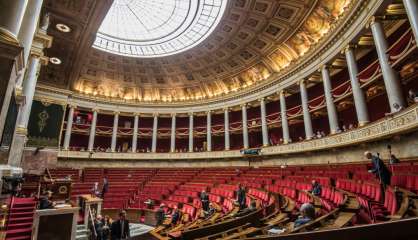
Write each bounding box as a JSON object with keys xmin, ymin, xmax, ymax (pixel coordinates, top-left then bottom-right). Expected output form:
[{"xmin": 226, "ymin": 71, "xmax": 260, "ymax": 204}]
[
  {"xmin": 155, "ymin": 204, "xmax": 166, "ymax": 226},
  {"xmin": 311, "ymin": 180, "xmax": 322, "ymax": 196},
  {"xmin": 39, "ymin": 190, "xmax": 55, "ymax": 209},
  {"xmin": 294, "ymin": 203, "xmax": 315, "ymax": 227},
  {"xmin": 385, "ymin": 103, "xmax": 404, "ymax": 116},
  {"xmin": 408, "ymin": 89, "xmax": 418, "ymax": 104},
  {"xmin": 205, "ymin": 203, "xmax": 216, "ymax": 218},
  {"xmin": 171, "ymin": 206, "xmax": 182, "ymax": 226}
]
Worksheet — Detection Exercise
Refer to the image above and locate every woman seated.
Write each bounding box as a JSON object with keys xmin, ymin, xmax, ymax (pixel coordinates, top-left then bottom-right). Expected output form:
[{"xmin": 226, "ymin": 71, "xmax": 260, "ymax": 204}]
[{"xmin": 294, "ymin": 203, "xmax": 315, "ymax": 227}]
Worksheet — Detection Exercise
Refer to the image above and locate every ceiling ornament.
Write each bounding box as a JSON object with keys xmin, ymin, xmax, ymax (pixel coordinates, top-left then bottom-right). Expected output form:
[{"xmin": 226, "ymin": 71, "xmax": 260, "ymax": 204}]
[{"xmin": 43, "ymin": 0, "xmax": 353, "ymax": 104}]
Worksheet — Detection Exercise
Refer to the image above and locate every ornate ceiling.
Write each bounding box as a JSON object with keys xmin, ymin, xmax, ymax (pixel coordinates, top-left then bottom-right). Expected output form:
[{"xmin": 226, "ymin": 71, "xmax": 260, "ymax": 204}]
[{"xmin": 39, "ymin": 0, "xmax": 352, "ymax": 104}]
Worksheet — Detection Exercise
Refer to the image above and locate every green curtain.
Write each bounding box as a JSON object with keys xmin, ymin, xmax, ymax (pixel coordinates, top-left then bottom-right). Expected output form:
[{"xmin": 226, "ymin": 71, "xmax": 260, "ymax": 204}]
[{"xmin": 27, "ymin": 100, "xmax": 64, "ymax": 147}]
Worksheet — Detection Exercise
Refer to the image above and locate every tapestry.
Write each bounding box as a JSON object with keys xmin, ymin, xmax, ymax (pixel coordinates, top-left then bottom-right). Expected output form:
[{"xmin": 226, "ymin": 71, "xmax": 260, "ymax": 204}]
[{"xmin": 27, "ymin": 100, "xmax": 64, "ymax": 147}]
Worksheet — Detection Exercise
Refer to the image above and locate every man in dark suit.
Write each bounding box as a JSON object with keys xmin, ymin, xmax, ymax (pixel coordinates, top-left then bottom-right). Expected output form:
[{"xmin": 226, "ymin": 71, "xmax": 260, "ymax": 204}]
[
  {"xmin": 111, "ymin": 210, "xmax": 130, "ymax": 240},
  {"xmin": 101, "ymin": 176, "xmax": 108, "ymax": 198},
  {"xmin": 171, "ymin": 207, "xmax": 182, "ymax": 226},
  {"xmin": 236, "ymin": 184, "xmax": 246, "ymax": 210},
  {"xmin": 200, "ymin": 190, "xmax": 209, "ymax": 212},
  {"xmin": 365, "ymin": 151, "xmax": 392, "ymax": 202}
]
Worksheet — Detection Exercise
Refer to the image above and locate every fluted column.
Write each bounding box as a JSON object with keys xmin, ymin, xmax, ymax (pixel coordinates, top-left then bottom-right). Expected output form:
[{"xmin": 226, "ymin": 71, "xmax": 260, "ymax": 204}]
[
  {"xmin": 260, "ymin": 98, "xmax": 269, "ymax": 146},
  {"xmin": 345, "ymin": 45, "xmax": 370, "ymax": 126},
  {"xmin": 321, "ymin": 65, "xmax": 340, "ymax": 134},
  {"xmin": 224, "ymin": 108, "xmax": 230, "ymax": 150},
  {"xmin": 87, "ymin": 110, "xmax": 98, "ymax": 151},
  {"xmin": 132, "ymin": 114, "xmax": 139, "ymax": 152},
  {"xmin": 110, "ymin": 112, "xmax": 119, "ymax": 152},
  {"xmin": 188, "ymin": 113, "xmax": 194, "ymax": 152},
  {"xmin": 0, "ymin": 0, "xmax": 28, "ymax": 40},
  {"xmin": 403, "ymin": 0, "xmax": 418, "ymax": 43},
  {"xmin": 279, "ymin": 90, "xmax": 290, "ymax": 144},
  {"xmin": 16, "ymin": 0, "xmax": 44, "ymax": 87},
  {"xmin": 242, "ymin": 104, "xmax": 249, "ymax": 149},
  {"xmin": 300, "ymin": 80, "xmax": 314, "ymax": 140},
  {"xmin": 206, "ymin": 111, "xmax": 212, "ymax": 151},
  {"xmin": 151, "ymin": 114, "xmax": 158, "ymax": 153},
  {"xmin": 7, "ymin": 55, "xmax": 41, "ymax": 167},
  {"xmin": 63, "ymin": 105, "xmax": 75, "ymax": 150},
  {"xmin": 170, "ymin": 113, "xmax": 176, "ymax": 152},
  {"xmin": 370, "ymin": 17, "xmax": 405, "ymax": 112}
]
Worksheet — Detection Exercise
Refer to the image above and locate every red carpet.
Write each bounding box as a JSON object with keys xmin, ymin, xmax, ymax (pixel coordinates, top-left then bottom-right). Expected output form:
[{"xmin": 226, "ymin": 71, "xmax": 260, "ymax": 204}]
[{"xmin": 6, "ymin": 197, "xmax": 36, "ymax": 240}]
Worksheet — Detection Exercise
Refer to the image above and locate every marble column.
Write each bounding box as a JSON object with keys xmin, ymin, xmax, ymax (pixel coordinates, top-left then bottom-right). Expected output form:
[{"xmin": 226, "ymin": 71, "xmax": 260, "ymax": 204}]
[
  {"xmin": 7, "ymin": 56, "xmax": 41, "ymax": 167},
  {"xmin": 63, "ymin": 105, "xmax": 75, "ymax": 150},
  {"xmin": 87, "ymin": 110, "xmax": 98, "ymax": 152},
  {"xmin": 206, "ymin": 111, "xmax": 212, "ymax": 151},
  {"xmin": 279, "ymin": 90, "xmax": 290, "ymax": 144},
  {"xmin": 15, "ymin": 0, "xmax": 44, "ymax": 87},
  {"xmin": 224, "ymin": 108, "xmax": 230, "ymax": 150},
  {"xmin": 132, "ymin": 114, "xmax": 139, "ymax": 153},
  {"xmin": 260, "ymin": 98, "xmax": 269, "ymax": 146},
  {"xmin": 300, "ymin": 80, "xmax": 314, "ymax": 140},
  {"xmin": 321, "ymin": 65, "xmax": 340, "ymax": 134},
  {"xmin": 403, "ymin": 0, "xmax": 418, "ymax": 43},
  {"xmin": 110, "ymin": 112, "xmax": 119, "ymax": 152},
  {"xmin": 188, "ymin": 113, "xmax": 194, "ymax": 152},
  {"xmin": 242, "ymin": 104, "xmax": 249, "ymax": 149},
  {"xmin": 170, "ymin": 113, "xmax": 176, "ymax": 152},
  {"xmin": 151, "ymin": 114, "xmax": 158, "ymax": 153},
  {"xmin": 370, "ymin": 17, "xmax": 405, "ymax": 112},
  {"xmin": 345, "ymin": 46, "xmax": 370, "ymax": 126},
  {"xmin": 0, "ymin": 0, "xmax": 29, "ymax": 40}
]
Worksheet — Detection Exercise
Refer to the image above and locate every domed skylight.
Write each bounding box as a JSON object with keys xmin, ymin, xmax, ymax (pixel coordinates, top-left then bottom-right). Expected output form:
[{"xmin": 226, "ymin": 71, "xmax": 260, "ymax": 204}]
[{"xmin": 93, "ymin": 0, "xmax": 227, "ymax": 58}]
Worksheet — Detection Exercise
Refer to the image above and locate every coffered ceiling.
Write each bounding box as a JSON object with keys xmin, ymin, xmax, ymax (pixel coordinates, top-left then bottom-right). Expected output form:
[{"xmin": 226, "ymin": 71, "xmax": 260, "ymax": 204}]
[{"xmin": 38, "ymin": 0, "xmax": 352, "ymax": 104}]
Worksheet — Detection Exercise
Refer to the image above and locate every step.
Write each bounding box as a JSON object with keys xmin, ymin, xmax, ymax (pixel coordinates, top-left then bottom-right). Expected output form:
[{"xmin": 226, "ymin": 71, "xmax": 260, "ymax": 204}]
[
  {"xmin": 9, "ymin": 207, "xmax": 35, "ymax": 213},
  {"xmin": 6, "ymin": 222, "xmax": 32, "ymax": 230},
  {"xmin": 5, "ymin": 235, "xmax": 31, "ymax": 240},
  {"xmin": 8, "ymin": 217, "xmax": 34, "ymax": 224},
  {"xmin": 5, "ymin": 228, "xmax": 32, "ymax": 238}
]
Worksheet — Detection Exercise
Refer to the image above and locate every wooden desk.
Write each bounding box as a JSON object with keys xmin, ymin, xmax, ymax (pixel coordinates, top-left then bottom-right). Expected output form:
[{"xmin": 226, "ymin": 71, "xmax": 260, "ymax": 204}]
[{"xmin": 32, "ymin": 206, "xmax": 79, "ymax": 240}]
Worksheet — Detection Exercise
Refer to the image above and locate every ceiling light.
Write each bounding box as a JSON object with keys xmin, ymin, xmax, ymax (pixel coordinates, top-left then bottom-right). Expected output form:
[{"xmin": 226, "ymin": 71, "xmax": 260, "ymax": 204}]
[
  {"xmin": 50, "ymin": 57, "xmax": 62, "ymax": 65},
  {"xmin": 56, "ymin": 23, "xmax": 71, "ymax": 33}
]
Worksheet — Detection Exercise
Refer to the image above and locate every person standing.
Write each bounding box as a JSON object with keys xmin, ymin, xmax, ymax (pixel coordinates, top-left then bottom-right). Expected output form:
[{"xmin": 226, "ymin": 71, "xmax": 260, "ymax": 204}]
[
  {"xmin": 171, "ymin": 206, "xmax": 182, "ymax": 226},
  {"xmin": 200, "ymin": 190, "xmax": 209, "ymax": 212},
  {"xmin": 111, "ymin": 210, "xmax": 130, "ymax": 240},
  {"xmin": 236, "ymin": 184, "xmax": 246, "ymax": 210},
  {"xmin": 365, "ymin": 151, "xmax": 392, "ymax": 202},
  {"xmin": 101, "ymin": 176, "xmax": 109, "ymax": 198}
]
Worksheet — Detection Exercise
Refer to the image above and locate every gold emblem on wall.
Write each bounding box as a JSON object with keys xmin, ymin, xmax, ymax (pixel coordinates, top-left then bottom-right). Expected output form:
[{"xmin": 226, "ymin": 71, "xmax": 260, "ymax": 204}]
[
  {"xmin": 38, "ymin": 110, "xmax": 50, "ymax": 132},
  {"xmin": 58, "ymin": 185, "xmax": 68, "ymax": 194}
]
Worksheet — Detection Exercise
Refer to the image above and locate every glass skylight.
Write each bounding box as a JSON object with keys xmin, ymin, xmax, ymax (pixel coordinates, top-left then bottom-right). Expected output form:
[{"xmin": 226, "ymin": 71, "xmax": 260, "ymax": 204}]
[{"xmin": 94, "ymin": 0, "xmax": 227, "ymax": 58}]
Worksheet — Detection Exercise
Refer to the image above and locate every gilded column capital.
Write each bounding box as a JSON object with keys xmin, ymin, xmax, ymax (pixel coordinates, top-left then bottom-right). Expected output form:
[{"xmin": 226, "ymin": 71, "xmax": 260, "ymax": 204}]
[
  {"xmin": 188, "ymin": 112, "xmax": 194, "ymax": 116},
  {"xmin": 133, "ymin": 112, "xmax": 140, "ymax": 117},
  {"xmin": 343, "ymin": 44, "xmax": 357, "ymax": 53},
  {"xmin": 366, "ymin": 16, "xmax": 385, "ymax": 28},
  {"xmin": 113, "ymin": 111, "xmax": 120, "ymax": 115},
  {"xmin": 279, "ymin": 89, "xmax": 287, "ymax": 97},
  {"xmin": 92, "ymin": 107, "xmax": 99, "ymax": 113},
  {"xmin": 68, "ymin": 104, "xmax": 77, "ymax": 109},
  {"xmin": 153, "ymin": 112, "xmax": 159, "ymax": 117},
  {"xmin": 171, "ymin": 113, "xmax": 177, "ymax": 117},
  {"xmin": 240, "ymin": 103, "xmax": 247, "ymax": 108}
]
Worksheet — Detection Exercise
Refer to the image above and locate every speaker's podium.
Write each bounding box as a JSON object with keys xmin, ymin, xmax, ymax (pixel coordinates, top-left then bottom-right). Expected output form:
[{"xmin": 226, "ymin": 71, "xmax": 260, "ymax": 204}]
[{"xmin": 32, "ymin": 205, "xmax": 79, "ymax": 240}]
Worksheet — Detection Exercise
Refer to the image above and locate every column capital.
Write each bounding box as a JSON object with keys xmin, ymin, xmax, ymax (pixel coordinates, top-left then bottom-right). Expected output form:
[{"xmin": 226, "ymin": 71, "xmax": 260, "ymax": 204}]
[
  {"xmin": 92, "ymin": 108, "xmax": 99, "ymax": 113},
  {"xmin": 343, "ymin": 44, "xmax": 357, "ymax": 53},
  {"xmin": 133, "ymin": 112, "xmax": 140, "ymax": 117},
  {"xmin": 258, "ymin": 97, "xmax": 265, "ymax": 103},
  {"xmin": 240, "ymin": 103, "xmax": 247, "ymax": 108},
  {"xmin": 223, "ymin": 107, "xmax": 229, "ymax": 112},
  {"xmin": 113, "ymin": 111, "xmax": 120, "ymax": 115},
  {"xmin": 68, "ymin": 104, "xmax": 77, "ymax": 109},
  {"xmin": 206, "ymin": 110, "xmax": 212, "ymax": 115},
  {"xmin": 298, "ymin": 79, "xmax": 307, "ymax": 86},
  {"xmin": 188, "ymin": 112, "xmax": 194, "ymax": 116},
  {"xmin": 366, "ymin": 16, "xmax": 385, "ymax": 28},
  {"xmin": 319, "ymin": 64, "xmax": 331, "ymax": 72},
  {"xmin": 152, "ymin": 112, "xmax": 159, "ymax": 117},
  {"xmin": 171, "ymin": 113, "xmax": 176, "ymax": 117}
]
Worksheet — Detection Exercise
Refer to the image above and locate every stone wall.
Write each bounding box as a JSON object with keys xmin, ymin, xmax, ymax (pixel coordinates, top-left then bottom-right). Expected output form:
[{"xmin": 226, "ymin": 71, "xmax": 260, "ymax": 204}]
[
  {"xmin": 21, "ymin": 148, "xmax": 58, "ymax": 174},
  {"xmin": 56, "ymin": 131, "xmax": 418, "ymax": 169}
]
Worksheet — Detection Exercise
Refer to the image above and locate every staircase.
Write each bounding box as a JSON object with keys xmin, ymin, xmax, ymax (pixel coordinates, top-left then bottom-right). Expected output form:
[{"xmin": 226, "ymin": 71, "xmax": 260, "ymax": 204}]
[
  {"xmin": 5, "ymin": 197, "xmax": 36, "ymax": 240},
  {"xmin": 75, "ymin": 224, "xmax": 88, "ymax": 240}
]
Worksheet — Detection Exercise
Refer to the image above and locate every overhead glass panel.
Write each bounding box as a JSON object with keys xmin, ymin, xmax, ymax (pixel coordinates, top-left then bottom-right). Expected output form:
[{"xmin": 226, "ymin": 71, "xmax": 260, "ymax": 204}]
[{"xmin": 94, "ymin": 0, "xmax": 227, "ymax": 58}]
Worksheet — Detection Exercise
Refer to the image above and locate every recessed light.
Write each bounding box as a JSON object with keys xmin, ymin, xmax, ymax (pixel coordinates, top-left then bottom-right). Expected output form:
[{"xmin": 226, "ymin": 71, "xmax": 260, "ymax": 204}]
[
  {"xmin": 56, "ymin": 23, "xmax": 71, "ymax": 33},
  {"xmin": 50, "ymin": 57, "xmax": 62, "ymax": 65}
]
